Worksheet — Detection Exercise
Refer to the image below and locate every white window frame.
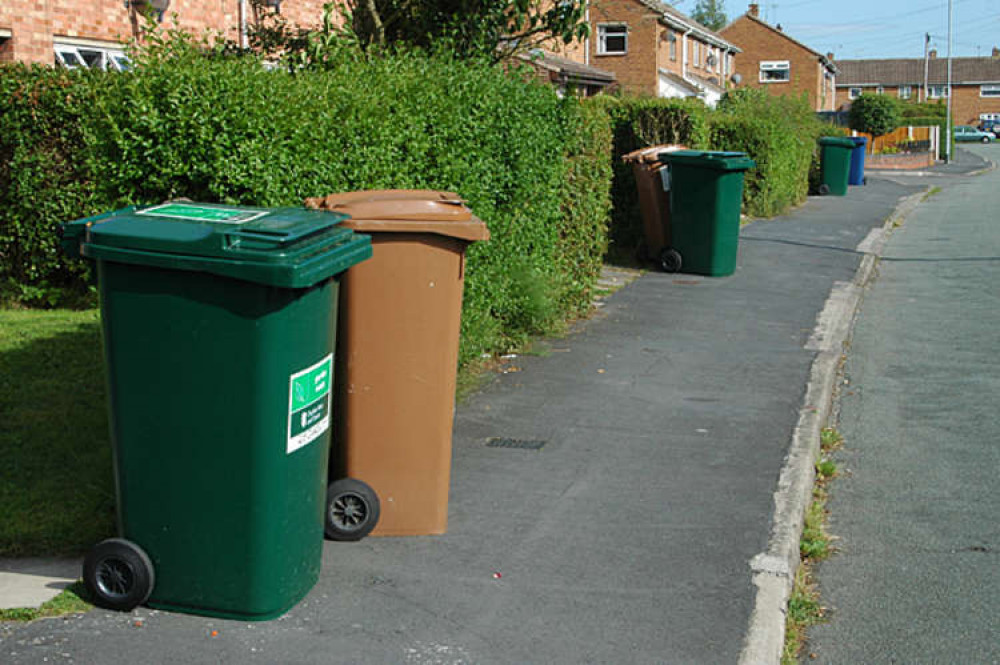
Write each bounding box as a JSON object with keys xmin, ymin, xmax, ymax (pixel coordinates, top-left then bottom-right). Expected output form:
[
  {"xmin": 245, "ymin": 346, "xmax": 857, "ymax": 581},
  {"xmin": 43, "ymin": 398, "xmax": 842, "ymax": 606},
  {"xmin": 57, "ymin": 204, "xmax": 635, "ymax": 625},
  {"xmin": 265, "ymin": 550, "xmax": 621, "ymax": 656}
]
[
  {"xmin": 693, "ymin": 41, "xmax": 701, "ymax": 67},
  {"xmin": 849, "ymin": 87, "xmax": 862, "ymax": 99},
  {"xmin": 54, "ymin": 42, "xmax": 129, "ymax": 71},
  {"xmin": 876, "ymin": 85, "xmax": 884, "ymax": 95},
  {"xmin": 669, "ymin": 36, "xmax": 677, "ymax": 61},
  {"xmin": 597, "ymin": 24, "xmax": 628, "ymax": 56},
  {"xmin": 759, "ymin": 60, "xmax": 790, "ymax": 83},
  {"xmin": 928, "ymin": 85, "xmax": 949, "ymax": 99},
  {"xmin": 899, "ymin": 85, "xmax": 913, "ymax": 99},
  {"xmin": 980, "ymin": 84, "xmax": 1000, "ymax": 98}
]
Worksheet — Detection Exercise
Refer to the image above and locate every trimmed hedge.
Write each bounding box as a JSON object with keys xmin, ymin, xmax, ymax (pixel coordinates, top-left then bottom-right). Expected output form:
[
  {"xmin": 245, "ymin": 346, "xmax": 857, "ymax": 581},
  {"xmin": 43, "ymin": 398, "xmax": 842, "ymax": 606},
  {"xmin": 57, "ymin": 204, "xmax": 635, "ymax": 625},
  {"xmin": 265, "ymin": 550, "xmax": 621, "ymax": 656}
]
[
  {"xmin": 710, "ymin": 89, "xmax": 827, "ymax": 217},
  {"xmin": 0, "ymin": 43, "xmax": 612, "ymax": 366},
  {"xmin": 595, "ymin": 96, "xmax": 710, "ymax": 255}
]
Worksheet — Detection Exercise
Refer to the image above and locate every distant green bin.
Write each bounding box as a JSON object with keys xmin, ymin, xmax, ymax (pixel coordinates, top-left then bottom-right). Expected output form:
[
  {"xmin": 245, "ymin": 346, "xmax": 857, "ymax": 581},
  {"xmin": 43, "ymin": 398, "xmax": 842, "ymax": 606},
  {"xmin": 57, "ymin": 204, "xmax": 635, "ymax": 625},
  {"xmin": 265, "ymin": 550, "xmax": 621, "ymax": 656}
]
[
  {"xmin": 818, "ymin": 136, "xmax": 855, "ymax": 196},
  {"xmin": 61, "ymin": 202, "xmax": 371, "ymax": 620},
  {"xmin": 657, "ymin": 150, "xmax": 756, "ymax": 277}
]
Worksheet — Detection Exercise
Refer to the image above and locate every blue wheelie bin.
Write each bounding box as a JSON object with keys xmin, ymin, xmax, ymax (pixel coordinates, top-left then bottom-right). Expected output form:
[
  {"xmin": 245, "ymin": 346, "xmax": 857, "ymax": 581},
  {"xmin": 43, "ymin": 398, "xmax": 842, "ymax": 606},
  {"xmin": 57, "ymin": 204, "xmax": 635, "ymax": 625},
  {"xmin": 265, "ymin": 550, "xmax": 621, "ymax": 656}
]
[{"xmin": 848, "ymin": 136, "xmax": 867, "ymax": 185}]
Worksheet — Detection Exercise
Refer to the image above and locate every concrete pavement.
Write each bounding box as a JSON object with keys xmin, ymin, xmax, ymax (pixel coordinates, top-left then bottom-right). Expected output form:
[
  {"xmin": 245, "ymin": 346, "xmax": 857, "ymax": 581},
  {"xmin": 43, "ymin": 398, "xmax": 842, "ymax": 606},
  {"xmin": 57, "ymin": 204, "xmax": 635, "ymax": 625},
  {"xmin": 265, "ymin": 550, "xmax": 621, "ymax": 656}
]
[{"xmin": 1, "ymin": 152, "xmax": 987, "ymax": 663}]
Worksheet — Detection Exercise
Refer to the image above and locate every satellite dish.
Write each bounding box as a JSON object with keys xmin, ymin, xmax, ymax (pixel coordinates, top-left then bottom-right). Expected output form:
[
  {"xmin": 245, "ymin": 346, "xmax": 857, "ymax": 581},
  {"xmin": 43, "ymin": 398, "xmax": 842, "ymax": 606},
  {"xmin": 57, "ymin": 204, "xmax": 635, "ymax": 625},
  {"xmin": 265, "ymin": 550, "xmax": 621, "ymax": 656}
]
[{"xmin": 731, "ymin": 73, "xmax": 742, "ymax": 85}]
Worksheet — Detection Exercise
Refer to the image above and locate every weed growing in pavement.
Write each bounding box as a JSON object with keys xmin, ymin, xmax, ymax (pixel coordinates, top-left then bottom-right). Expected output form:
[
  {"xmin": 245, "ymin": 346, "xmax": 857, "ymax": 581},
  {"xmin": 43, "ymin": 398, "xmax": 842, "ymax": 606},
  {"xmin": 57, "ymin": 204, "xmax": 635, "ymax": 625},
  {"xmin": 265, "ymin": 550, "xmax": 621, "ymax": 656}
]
[{"xmin": 782, "ymin": 427, "xmax": 844, "ymax": 664}]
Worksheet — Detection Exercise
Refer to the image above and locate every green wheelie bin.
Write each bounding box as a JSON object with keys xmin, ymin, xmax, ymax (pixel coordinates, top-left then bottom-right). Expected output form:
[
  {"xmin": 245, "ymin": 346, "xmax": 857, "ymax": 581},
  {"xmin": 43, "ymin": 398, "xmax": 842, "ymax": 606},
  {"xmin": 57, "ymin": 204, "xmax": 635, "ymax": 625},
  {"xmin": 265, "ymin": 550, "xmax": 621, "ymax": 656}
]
[
  {"xmin": 61, "ymin": 202, "xmax": 371, "ymax": 620},
  {"xmin": 817, "ymin": 136, "xmax": 855, "ymax": 196},
  {"xmin": 656, "ymin": 150, "xmax": 756, "ymax": 277}
]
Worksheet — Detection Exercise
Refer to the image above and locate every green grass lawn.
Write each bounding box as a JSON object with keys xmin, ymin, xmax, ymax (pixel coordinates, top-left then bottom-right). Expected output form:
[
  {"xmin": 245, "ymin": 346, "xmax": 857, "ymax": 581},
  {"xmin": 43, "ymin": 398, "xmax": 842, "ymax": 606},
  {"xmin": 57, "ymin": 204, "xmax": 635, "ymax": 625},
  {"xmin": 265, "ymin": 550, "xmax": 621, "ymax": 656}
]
[{"xmin": 0, "ymin": 308, "xmax": 116, "ymax": 556}]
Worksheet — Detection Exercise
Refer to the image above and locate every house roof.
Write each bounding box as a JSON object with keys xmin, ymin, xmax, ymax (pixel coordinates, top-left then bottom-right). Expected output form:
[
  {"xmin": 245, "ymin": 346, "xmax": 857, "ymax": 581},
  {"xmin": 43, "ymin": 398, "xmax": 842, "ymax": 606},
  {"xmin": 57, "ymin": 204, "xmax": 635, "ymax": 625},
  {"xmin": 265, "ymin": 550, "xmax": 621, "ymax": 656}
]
[
  {"xmin": 835, "ymin": 57, "xmax": 1000, "ymax": 86},
  {"xmin": 520, "ymin": 51, "xmax": 616, "ymax": 86},
  {"xmin": 636, "ymin": 0, "xmax": 741, "ymax": 52},
  {"xmin": 722, "ymin": 12, "xmax": 837, "ymax": 74}
]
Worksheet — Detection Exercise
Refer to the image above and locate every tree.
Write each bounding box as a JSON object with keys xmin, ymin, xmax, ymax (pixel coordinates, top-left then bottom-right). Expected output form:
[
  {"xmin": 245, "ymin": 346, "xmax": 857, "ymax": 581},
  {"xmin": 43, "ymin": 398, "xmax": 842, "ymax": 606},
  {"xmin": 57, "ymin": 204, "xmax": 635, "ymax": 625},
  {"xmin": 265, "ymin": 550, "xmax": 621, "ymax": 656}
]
[
  {"xmin": 249, "ymin": 0, "xmax": 589, "ymax": 64},
  {"xmin": 690, "ymin": 0, "xmax": 728, "ymax": 31},
  {"xmin": 848, "ymin": 93, "xmax": 901, "ymax": 138}
]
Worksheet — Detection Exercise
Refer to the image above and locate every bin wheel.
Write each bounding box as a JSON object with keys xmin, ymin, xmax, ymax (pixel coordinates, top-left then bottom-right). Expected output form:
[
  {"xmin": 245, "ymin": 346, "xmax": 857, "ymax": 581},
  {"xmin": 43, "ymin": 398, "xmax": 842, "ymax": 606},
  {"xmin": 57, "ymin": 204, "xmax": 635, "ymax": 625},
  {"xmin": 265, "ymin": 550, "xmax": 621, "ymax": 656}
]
[
  {"xmin": 325, "ymin": 478, "xmax": 380, "ymax": 541},
  {"xmin": 818, "ymin": 184, "xmax": 831, "ymax": 196},
  {"xmin": 83, "ymin": 538, "xmax": 155, "ymax": 612},
  {"xmin": 982, "ymin": 136, "xmax": 991, "ymax": 143},
  {"xmin": 862, "ymin": 176, "xmax": 868, "ymax": 186},
  {"xmin": 659, "ymin": 248, "xmax": 682, "ymax": 273}
]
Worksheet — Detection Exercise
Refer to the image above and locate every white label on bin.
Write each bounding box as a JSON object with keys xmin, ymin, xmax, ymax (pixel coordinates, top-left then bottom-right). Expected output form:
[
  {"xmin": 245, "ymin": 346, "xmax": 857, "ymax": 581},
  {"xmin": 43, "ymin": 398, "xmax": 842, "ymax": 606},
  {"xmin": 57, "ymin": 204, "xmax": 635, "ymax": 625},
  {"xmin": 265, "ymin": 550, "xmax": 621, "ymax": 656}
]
[
  {"xmin": 660, "ymin": 168, "xmax": 671, "ymax": 192},
  {"xmin": 287, "ymin": 354, "xmax": 333, "ymax": 454},
  {"xmin": 137, "ymin": 203, "xmax": 268, "ymax": 225}
]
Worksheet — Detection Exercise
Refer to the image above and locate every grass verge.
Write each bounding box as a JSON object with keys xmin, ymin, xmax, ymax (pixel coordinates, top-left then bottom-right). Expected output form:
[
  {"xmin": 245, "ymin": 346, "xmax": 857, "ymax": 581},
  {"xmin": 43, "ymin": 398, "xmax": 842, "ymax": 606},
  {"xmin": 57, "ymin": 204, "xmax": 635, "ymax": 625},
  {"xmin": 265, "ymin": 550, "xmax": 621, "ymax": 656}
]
[
  {"xmin": 781, "ymin": 426, "xmax": 843, "ymax": 664},
  {"xmin": 0, "ymin": 309, "xmax": 116, "ymax": 557},
  {"xmin": 0, "ymin": 583, "xmax": 93, "ymax": 622}
]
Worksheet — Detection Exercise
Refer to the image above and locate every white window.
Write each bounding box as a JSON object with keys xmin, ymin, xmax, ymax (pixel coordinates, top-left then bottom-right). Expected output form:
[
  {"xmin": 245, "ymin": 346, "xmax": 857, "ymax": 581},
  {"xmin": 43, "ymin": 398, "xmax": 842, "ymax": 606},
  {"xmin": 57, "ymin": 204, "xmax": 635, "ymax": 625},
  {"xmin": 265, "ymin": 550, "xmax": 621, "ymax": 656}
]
[
  {"xmin": 55, "ymin": 43, "xmax": 129, "ymax": 71},
  {"xmin": 849, "ymin": 87, "xmax": 862, "ymax": 99},
  {"xmin": 929, "ymin": 85, "xmax": 949, "ymax": 99},
  {"xmin": 899, "ymin": 85, "xmax": 912, "ymax": 99},
  {"xmin": 876, "ymin": 85, "xmax": 884, "ymax": 95},
  {"xmin": 980, "ymin": 84, "xmax": 1000, "ymax": 98},
  {"xmin": 759, "ymin": 60, "xmax": 790, "ymax": 82},
  {"xmin": 597, "ymin": 25, "xmax": 628, "ymax": 55},
  {"xmin": 694, "ymin": 42, "xmax": 701, "ymax": 67},
  {"xmin": 669, "ymin": 35, "xmax": 677, "ymax": 61}
]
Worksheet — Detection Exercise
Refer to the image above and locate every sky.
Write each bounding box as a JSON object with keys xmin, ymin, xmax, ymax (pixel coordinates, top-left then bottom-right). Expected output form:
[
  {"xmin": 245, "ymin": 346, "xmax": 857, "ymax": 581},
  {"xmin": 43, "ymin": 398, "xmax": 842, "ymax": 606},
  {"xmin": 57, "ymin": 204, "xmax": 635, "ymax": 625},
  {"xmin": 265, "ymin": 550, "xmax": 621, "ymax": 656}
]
[{"xmin": 671, "ymin": 0, "xmax": 1000, "ymax": 60}]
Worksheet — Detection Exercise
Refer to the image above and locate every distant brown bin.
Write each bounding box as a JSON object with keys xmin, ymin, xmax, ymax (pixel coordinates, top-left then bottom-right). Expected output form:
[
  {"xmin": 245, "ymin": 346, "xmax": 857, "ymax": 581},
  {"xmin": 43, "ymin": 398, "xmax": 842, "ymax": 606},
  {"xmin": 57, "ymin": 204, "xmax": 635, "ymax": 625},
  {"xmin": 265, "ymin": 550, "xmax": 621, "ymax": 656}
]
[
  {"xmin": 622, "ymin": 144, "xmax": 685, "ymax": 272},
  {"xmin": 305, "ymin": 190, "xmax": 489, "ymax": 537}
]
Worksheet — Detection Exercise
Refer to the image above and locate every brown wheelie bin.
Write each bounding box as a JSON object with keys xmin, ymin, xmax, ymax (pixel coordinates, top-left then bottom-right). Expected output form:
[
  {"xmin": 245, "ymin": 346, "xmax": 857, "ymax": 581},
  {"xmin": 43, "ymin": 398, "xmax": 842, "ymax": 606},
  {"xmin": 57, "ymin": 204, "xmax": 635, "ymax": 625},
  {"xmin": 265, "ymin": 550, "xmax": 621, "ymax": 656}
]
[
  {"xmin": 305, "ymin": 190, "xmax": 489, "ymax": 538},
  {"xmin": 622, "ymin": 144, "xmax": 685, "ymax": 272}
]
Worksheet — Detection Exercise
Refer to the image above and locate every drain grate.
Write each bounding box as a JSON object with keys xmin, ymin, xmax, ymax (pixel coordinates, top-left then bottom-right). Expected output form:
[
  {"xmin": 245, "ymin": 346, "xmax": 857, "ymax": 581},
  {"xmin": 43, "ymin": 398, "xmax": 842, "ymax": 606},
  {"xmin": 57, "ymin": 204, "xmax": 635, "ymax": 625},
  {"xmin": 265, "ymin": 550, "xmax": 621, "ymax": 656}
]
[{"xmin": 486, "ymin": 437, "xmax": 547, "ymax": 450}]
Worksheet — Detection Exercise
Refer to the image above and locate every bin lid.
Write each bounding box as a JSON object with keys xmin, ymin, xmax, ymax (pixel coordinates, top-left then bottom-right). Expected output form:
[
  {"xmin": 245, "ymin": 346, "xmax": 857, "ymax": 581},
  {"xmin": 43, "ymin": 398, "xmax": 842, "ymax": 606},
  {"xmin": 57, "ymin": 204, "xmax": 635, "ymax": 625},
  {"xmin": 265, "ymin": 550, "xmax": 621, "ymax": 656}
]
[
  {"xmin": 848, "ymin": 136, "xmax": 868, "ymax": 146},
  {"xmin": 657, "ymin": 150, "xmax": 756, "ymax": 171},
  {"xmin": 304, "ymin": 190, "xmax": 490, "ymax": 242},
  {"xmin": 818, "ymin": 136, "xmax": 857, "ymax": 148},
  {"xmin": 62, "ymin": 202, "xmax": 372, "ymax": 288},
  {"xmin": 622, "ymin": 144, "xmax": 686, "ymax": 164}
]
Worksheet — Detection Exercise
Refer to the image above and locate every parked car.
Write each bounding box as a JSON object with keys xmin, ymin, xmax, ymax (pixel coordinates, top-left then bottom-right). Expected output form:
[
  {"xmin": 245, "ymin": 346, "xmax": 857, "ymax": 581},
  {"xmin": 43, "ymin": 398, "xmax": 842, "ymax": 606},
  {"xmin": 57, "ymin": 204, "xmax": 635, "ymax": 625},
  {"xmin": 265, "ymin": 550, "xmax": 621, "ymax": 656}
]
[{"xmin": 954, "ymin": 125, "xmax": 996, "ymax": 143}]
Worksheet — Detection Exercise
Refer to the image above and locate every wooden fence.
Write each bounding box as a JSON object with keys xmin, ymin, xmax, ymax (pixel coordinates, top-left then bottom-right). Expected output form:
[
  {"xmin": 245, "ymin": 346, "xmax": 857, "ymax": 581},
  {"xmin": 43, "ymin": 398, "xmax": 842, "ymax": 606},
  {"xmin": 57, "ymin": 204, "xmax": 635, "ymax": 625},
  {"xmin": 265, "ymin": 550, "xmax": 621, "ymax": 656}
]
[{"xmin": 851, "ymin": 126, "xmax": 938, "ymax": 155}]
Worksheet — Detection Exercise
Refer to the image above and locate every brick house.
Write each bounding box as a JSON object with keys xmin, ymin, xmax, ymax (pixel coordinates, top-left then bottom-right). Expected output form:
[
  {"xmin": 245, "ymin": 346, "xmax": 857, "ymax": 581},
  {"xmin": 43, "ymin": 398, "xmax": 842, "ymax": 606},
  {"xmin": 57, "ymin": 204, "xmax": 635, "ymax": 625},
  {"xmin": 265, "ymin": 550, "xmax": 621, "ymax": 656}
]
[
  {"xmin": 835, "ymin": 51, "xmax": 1000, "ymax": 126},
  {"xmin": 558, "ymin": 0, "xmax": 740, "ymax": 105},
  {"xmin": 0, "ymin": 0, "xmax": 327, "ymax": 67},
  {"xmin": 719, "ymin": 3, "xmax": 837, "ymax": 111}
]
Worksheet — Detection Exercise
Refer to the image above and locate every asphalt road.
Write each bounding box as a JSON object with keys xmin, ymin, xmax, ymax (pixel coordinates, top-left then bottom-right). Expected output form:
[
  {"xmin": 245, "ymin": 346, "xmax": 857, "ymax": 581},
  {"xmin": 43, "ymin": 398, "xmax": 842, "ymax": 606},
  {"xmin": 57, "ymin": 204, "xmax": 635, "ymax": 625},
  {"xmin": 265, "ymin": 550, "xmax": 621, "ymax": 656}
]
[{"xmin": 806, "ymin": 144, "xmax": 1000, "ymax": 664}]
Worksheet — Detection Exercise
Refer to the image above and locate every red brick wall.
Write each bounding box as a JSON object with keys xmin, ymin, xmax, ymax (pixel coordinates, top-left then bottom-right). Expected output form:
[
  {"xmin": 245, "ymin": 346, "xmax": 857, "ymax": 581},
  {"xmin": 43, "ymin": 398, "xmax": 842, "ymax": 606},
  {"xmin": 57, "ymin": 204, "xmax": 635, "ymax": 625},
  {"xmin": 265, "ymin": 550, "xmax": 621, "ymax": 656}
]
[
  {"xmin": 586, "ymin": 0, "xmax": 662, "ymax": 96},
  {"xmin": 835, "ymin": 85, "xmax": 1000, "ymax": 125},
  {"xmin": 720, "ymin": 15, "xmax": 832, "ymax": 111},
  {"xmin": 0, "ymin": 0, "xmax": 329, "ymax": 65}
]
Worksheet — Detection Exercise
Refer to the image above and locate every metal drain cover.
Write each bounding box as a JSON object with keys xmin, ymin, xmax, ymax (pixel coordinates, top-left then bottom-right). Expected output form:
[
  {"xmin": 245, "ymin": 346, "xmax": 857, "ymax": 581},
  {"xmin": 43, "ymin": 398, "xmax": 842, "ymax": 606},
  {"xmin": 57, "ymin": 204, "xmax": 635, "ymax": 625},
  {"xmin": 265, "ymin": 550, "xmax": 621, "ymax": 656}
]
[{"xmin": 486, "ymin": 437, "xmax": 547, "ymax": 450}]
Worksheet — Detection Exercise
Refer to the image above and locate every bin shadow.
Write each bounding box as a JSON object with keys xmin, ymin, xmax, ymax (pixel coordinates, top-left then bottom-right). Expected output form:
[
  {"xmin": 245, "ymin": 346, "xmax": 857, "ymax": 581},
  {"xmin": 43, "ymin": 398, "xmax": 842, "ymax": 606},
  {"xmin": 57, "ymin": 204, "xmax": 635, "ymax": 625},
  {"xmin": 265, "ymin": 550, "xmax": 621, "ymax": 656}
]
[{"xmin": 0, "ymin": 317, "xmax": 116, "ymax": 557}]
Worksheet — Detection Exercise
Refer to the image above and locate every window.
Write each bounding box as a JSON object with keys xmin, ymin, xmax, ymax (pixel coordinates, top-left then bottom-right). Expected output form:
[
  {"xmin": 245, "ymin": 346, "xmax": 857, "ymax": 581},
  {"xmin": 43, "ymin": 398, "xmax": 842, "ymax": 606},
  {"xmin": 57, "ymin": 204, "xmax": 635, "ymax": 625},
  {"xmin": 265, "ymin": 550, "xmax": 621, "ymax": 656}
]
[
  {"xmin": 849, "ymin": 87, "xmax": 862, "ymax": 99},
  {"xmin": 55, "ymin": 43, "xmax": 128, "ymax": 71},
  {"xmin": 759, "ymin": 60, "xmax": 790, "ymax": 83},
  {"xmin": 597, "ymin": 25, "xmax": 627, "ymax": 55},
  {"xmin": 669, "ymin": 35, "xmax": 677, "ymax": 61},
  {"xmin": 899, "ymin": 85, "xmax": 913, "ymax": 99},
  {"xmin": 928, "ymin": 85, "xmax": 949, "ymax": 99},
  {"xmin": 876, "ymin": 86, "xmax": 884, "ymax": 95},
  {"xmin": 980, "ymin": 84, "xmax": 1000, "ymax": 98}
]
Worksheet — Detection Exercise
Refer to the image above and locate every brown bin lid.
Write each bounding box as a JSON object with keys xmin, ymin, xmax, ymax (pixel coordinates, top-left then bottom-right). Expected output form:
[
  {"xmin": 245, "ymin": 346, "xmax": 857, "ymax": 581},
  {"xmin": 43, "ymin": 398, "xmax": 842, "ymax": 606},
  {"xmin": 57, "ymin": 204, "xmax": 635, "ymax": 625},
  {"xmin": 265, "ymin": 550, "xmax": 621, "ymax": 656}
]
[
  {"xmin": 304, "ymin": 190, "xmax": 489, "ymax": 242},
  {"xmin": 621, "ymin": 144, "xmax": 686, "ymax": 164}
]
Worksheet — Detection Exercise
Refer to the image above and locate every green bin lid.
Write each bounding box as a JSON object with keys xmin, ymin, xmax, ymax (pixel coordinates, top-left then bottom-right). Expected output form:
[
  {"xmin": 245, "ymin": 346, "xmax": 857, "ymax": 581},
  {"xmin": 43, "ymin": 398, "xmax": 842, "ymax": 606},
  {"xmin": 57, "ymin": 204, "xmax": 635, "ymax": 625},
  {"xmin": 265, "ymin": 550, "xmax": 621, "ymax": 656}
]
[
  {"xmin": 818, "ymin": 136, "xmax": 856, "ymax": 148},
  {"xmin": 62, "ymin": 202, "xmax": 372, "ymax": 289},
  {"xmin": 657, "ymin": 150, "xmax": 756, "ymax": 171}
]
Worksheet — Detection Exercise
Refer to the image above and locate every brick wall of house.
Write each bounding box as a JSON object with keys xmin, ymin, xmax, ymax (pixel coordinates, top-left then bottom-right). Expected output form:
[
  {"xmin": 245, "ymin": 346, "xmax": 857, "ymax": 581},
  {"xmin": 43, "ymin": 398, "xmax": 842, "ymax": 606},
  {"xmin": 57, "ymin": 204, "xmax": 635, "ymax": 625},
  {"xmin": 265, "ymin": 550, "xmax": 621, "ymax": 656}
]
[
  {"xmin": 720, "ymin": 14, "xmax": 832, "ymax": 111},
  {"xmin": 836, "ymin": 85, "xmax": 1000, "ymax": 125},
  {"xmin": 586, "ymin": 0, "xmax": 662, "ymax": 96},
  {"xmin": 0, "ymin": 0, "xmax": 328, "ymax": 66}
]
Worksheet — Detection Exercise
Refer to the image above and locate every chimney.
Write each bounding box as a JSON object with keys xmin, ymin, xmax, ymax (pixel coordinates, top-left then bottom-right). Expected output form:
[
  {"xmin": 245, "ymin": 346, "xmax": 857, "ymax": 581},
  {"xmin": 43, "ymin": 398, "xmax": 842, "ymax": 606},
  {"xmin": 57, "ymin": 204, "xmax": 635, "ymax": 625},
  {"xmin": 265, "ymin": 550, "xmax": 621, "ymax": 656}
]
[
  {"xmin": 749, "ymin": 3, "xmax": 759, "ymax": 18},
  {"xmin": 993, "ymin": 46, "xmax": 999, "ymax": 58},
  {"xmin": 929, "ymin": 49, "xmax": 937, "ymax": 59}
]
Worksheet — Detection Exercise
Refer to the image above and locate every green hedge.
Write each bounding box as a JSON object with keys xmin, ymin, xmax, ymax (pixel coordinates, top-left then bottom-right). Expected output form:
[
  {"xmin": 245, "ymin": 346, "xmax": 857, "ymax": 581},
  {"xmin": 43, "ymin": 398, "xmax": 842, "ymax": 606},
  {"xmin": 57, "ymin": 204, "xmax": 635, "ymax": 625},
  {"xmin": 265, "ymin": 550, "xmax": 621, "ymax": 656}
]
[
  {"xmin": 709, "ymin": 89, "xmax": 827, "ymax": 217},
  {"xmin": 0, "ymin": 42, "xmax": 612, "ymax": 365},
  {"xmin": 595, "ymin": 96, "xmax": 710, "ymax": 256},
  {"xmin": 0, "ymin": 66, "xmax": 101, "ymax": 304}
]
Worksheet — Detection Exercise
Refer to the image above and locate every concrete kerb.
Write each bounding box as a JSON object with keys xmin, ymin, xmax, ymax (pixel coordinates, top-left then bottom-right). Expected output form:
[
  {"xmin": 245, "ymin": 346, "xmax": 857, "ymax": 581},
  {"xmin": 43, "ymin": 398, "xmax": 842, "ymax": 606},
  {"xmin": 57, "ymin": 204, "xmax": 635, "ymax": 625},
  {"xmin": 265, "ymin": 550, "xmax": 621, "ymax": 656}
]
[{"xmin": 736, "ymin": 187, "xmax": 930, "ymax": 665}]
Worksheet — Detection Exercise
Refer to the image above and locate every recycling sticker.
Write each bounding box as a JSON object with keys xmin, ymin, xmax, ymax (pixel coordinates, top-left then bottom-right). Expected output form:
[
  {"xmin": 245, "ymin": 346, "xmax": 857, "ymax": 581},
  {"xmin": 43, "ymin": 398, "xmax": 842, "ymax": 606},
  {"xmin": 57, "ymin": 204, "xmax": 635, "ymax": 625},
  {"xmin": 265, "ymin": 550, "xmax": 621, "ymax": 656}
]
[{"xmin": 287, "ymin": 354, "xmax": 333, "ymax": 454}]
